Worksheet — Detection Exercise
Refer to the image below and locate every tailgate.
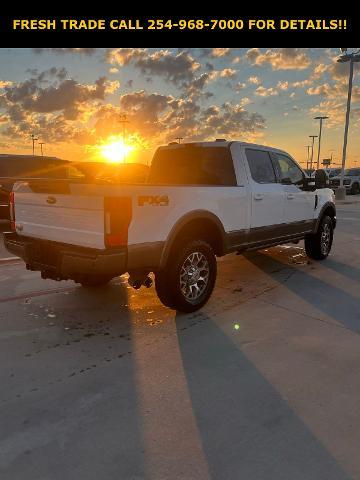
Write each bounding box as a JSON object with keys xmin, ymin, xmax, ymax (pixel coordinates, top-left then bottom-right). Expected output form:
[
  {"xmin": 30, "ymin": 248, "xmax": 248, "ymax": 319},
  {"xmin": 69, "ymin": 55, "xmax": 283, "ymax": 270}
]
[{"xmin": 13, "ymin": 181, "xmax": 106, "ymax": 249}]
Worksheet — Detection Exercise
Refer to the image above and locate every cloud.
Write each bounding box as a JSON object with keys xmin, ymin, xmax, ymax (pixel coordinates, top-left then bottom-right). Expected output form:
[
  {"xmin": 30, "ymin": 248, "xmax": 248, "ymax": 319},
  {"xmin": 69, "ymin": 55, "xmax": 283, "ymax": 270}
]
[
  {"xmin": 292, "ymin": 79, "xmax": 313, "ymax": 88},
  {"xmin": 0, "ymin": 69, "xmax": 120, "ymax": 145},
  {"xmin": 2, "ymin": 70, "xmax": 119, "ymax": 120},
  {"xmin": 248, "ymin": 76, "xmax": 261, "ymax": 85},
  {"xmin": 219, "ymin": 68, "xmax": 237, "ymax": 78},
  {"xmin": 246, "ymin": 48, "xmax": 311, "ymax": 70},
  {"xmin": 198, "ymin": 102, "xmax": 265, "ymax": 138},
  {"xmin": 306, "ymin": 82, "xmax": 360, "ymax": 102},
  {"xmin": 33, "ymin": 48, "xmax": 96, "ymax": 56},
  {"xmin": 211, "ymin": 48, "xmax": 231, "ymax": 58},
  {"xmin": 0, "ymin": 80, "xmax": 13, "ymax": 88},
  {"xmin": 255, "ymin": 86, "xmax": 278, "ymax": 97},
  {"xmin": 184, "ymin": 72, "xmax": 218, "ymax": 99},
  {"xmin": 91, "ymin": 88, "xmax": 265, "ymax": 146},
  {"xmin": 277, "ymin": 81, "xmax": 289, "ymax": 91},
  {"xmin": 0, "ymin": 52, "xmax": 266, "ymax": 150},
  {"xmin": 235, "ymin": 82, "xmax": 246, "ymax": 92},
  {"xmin": 327, "ymin": 58, "xmax": 360, "ymax": 83},
  {"xmin": 309, "ymin": 99, "xmax": 346, "ymax": 127},
  {"xmin": 291, "ymin": 62, "xmax": 333, "ymax": 89},
  {"xmin": 107, "ymin": 48, "xmax": 200, "ymax": 85}
]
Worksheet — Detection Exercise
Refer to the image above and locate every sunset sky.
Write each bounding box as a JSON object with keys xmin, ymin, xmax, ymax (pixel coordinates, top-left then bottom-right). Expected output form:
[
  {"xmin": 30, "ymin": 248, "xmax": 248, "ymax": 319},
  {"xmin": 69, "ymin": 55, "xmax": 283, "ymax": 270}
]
[{"xmin": 0, "ymin": 47, "xmax": 359, "ymax": 167}]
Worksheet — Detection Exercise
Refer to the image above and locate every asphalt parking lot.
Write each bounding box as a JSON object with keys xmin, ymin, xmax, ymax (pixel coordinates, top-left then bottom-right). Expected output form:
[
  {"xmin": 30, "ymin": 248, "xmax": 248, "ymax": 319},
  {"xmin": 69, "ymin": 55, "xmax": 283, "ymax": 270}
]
[{"xmin": 0, "ymin": 201, "xmax": 359, "ymax": 480}]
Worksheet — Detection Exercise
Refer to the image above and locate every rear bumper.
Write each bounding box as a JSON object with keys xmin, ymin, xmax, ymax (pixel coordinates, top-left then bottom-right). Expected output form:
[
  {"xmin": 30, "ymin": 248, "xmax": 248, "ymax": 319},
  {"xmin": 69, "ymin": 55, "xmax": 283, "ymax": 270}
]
[{"xmin": 3, "ymin": 233, "xmax": 127, "ymax": 279}]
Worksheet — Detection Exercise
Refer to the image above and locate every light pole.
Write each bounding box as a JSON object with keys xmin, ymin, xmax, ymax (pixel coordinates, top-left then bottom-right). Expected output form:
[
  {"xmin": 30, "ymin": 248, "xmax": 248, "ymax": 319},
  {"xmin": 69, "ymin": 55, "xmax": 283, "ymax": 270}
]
[
  {"xmin": 30, "ymin": 134, "xmax": 38, "ymax": 157},
  {"xmin": 336, "ymin": 48, "xmax": 360, "ymax": 200},
  {"xmin": 305, "ymin": 145, "xmax": 311, "ymax": 169},
  {"xmin": 309, "ymin": 135, "xmax": 318, "ymax": 170},
  {"xmin": 39, "ymin": 142, "xmax": 45, "ymax": 157},
  {"xmin": 314, "ymin": 116, "xmax": 329, "ymax": 169},
  {"xmin": 175, "ymin": 137, "xmax": 183, "ymax": 144}
]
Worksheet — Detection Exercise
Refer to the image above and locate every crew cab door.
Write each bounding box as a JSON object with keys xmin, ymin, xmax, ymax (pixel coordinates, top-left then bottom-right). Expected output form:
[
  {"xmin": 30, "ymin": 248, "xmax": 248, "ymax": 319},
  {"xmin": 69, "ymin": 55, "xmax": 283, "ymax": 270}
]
[
  {"xmin": 244, "ymin": 148, "xmax": 285, "ymax": 242},
  {"xmin": 271, "ymin": 152, "xmax": 315, "ymax": 228}
]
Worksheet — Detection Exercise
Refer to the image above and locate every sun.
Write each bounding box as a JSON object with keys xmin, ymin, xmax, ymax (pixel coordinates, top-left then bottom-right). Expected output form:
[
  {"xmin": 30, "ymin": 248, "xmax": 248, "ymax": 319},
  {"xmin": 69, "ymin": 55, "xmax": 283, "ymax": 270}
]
[{"xmin": 100, "ymin": 139, "xmax": 134, "ymax": 163}]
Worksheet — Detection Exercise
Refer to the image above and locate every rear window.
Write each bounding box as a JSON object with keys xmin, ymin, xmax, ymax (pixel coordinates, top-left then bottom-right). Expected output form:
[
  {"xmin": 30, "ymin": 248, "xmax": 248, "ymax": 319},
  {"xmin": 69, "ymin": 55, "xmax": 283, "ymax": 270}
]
[
  {"xmin": 0, "ymin": 157, "xmax": 82, "ymax": 179},
  {"xmin": 148, "ymin": 146, "xmax": 237, "ymax": 185}
]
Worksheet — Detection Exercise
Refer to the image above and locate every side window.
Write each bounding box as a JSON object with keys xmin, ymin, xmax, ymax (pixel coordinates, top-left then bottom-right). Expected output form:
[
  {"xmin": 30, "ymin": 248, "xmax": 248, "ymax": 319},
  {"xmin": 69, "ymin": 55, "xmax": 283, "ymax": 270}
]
[
  {"xmin": 273, "ymin": 154, "xmax": 304, "ymax": 185},
  {"xmin": 245, "ymin": 149, "xmax": 276, "ymax": 184}
]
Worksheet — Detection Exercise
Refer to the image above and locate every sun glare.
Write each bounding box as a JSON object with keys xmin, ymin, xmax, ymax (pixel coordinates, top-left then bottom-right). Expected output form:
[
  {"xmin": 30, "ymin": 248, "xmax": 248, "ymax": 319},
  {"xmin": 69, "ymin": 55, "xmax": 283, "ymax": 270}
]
[{"xmin": 100, "ymin": 139, "xmax": 134, "ymax": 163}]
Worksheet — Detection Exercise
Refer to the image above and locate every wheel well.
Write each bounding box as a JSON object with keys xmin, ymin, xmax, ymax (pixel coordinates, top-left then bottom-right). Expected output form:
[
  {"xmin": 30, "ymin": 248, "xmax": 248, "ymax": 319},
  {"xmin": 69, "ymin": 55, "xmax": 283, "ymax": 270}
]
[{"xmin": 166, "ymin": 217, "xmax": 225, "ymax": 261}]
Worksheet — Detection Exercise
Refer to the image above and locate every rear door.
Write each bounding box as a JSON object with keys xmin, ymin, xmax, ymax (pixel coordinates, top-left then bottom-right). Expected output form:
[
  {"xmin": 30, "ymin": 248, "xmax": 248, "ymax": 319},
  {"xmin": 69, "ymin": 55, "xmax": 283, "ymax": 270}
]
[
  {"xmin": 244, "ymin": 148, "xmax": 285, "ymax": 242},
  {"xmin": 271, "ymin": 152, "xmax": 315, "ymax": 228}
]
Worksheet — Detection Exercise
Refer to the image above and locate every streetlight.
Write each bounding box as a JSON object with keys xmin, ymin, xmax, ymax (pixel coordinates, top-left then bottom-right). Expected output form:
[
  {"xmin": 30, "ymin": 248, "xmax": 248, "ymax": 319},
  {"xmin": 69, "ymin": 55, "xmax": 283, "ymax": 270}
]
[
  {"xmin": 305, "ymin": 145, "xmax": 311, "ymax": 169},
  {"xmin": 30, "ymin": 134, "xmax": 38, "ymax": 157},
  {"xmin": 336, "ymin": 48, "xmax": 360, "ymax": 200},
  {"xmin": 314, "ymin": 116, "xmax": 329, "ymax": 169},
  {"xmin": 309, "ymin": 135, "xmax": 318, "ymax": 170},
  {"xmin": 38, "ymin": 142, "xmax": 45, "ymax": 157}
]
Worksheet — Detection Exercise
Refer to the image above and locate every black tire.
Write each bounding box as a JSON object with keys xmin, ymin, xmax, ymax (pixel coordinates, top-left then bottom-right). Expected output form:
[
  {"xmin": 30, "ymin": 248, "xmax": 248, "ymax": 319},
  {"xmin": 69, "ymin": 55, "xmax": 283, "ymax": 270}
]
[
  {"xmin": 79, "ymin": 275, "xmax": 113, "ymax": 287},
  {"xmin": 350, "ymin": 182, "xmax": 360, "ymax": 195},
  {"xmin": 305, "ymin": 215, "xmax": 333, "ymax": 260},
  {"xmin": 155, "ymin": 239, "xmax": 217, "ymax": 313}
]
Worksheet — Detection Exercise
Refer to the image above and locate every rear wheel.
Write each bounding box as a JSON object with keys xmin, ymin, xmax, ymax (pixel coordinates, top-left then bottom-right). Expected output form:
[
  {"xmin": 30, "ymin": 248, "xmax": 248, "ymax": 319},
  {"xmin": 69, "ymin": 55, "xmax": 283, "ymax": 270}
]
[
  {"xmin": 155, "ymin": 239, "xmax": 217, "ymax": 313},
  {"xmin": 79, "ymin": 275, "xmax": 113, "ymax": 287},
  {"xmin": 305, "ymin": 215, "xmax": 333, "ymax": 260}
]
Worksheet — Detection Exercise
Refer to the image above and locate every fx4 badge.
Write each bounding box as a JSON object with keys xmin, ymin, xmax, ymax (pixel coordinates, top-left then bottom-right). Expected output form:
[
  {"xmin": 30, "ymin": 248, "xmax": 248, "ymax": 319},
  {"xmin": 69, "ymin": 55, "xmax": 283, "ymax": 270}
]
[{"xmin": 138, "ymin": 195, "xmax": 169, "ymax": 207}]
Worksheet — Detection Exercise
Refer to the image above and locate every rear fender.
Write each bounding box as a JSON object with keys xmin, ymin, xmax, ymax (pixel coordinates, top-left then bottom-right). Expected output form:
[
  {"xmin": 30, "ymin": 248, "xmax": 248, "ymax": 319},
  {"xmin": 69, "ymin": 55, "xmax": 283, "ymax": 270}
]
[{"xmin": 159, "ymin": 210, "xmax": 226, "ymax": 269}]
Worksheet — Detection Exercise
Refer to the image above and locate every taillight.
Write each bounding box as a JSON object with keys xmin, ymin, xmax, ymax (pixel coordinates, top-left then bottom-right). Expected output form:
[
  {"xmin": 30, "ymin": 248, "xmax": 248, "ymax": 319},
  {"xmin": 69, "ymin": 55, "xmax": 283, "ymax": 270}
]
[
  {"xmin": 9, "ymin": 191, "xmax": 16, "ymax": 232},
  {"xmin": 104, "ymin": 197, "xmax": 132, "ymax": 248}
]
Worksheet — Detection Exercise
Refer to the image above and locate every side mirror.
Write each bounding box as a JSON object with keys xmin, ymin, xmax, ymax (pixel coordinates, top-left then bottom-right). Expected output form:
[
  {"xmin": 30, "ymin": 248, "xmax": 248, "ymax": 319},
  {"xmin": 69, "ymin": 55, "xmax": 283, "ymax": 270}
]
[
  {"xmin": 315, "ymin": 169, "xmax": 328, "ymax": 189},
  {"xmin": 281, "ymin": 177, "xmax": 292, "ymax": 185}
]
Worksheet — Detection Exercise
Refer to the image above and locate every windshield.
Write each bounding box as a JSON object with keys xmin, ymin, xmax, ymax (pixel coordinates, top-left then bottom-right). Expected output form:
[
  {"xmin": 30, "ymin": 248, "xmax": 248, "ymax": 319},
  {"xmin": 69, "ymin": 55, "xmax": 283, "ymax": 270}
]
[{"xmin": 148, "ymin": 146, "xmax": 237, "ymax": 185}]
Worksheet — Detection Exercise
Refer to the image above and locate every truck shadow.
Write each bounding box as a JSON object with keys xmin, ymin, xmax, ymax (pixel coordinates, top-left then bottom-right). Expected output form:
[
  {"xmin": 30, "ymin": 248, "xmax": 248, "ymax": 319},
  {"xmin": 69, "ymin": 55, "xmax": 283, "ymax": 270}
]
[
  {"xmin": 3, "ymin": 281, "xmax": 147, "ymax": 480},
  {"xmin": 175, "ymin": 312, "xmax": 351, "ymax": 480},
  {"xmin": 244, "ymin": 250, "xmax": 360, "ymax": 334},
  {"xmin": 322, "ymin": 257, "xmax": 360, "ymax": 283}
]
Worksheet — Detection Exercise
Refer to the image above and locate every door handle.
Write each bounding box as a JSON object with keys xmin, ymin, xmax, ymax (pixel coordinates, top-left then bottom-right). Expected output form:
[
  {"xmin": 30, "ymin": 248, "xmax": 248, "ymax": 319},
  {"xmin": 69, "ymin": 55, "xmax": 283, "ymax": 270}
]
[
  {"xmin": 287, "ymin": 194, "xmax": 295, "ymax": 200},
  {"xmin": 254, "ymin": 193, "xmax": 264, "ymax": 201}
]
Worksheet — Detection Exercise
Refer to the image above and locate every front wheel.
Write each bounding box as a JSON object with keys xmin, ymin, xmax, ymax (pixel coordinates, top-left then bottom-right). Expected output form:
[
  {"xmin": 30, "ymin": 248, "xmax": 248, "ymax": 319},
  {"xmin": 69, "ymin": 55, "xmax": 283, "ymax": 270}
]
[
  {"xmin": 155, "ymin": 239, "xmax": 217, "ymax": 313},
  {"xmin": 305, "ymin": 215, "xmax": 333, "ymax": 260}
]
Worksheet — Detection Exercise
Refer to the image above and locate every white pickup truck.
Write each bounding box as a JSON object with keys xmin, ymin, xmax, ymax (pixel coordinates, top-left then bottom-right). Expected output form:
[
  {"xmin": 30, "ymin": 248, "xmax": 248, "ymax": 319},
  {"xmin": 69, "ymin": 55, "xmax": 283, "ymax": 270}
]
[{"xmin": 4, "ymin": 140, "xmax": 336, "ymax": 312}]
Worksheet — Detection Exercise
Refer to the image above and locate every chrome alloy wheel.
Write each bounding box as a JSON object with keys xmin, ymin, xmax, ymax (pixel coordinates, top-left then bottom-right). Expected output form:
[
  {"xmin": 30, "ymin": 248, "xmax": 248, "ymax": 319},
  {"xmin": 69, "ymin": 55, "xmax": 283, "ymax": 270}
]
[
  {"xmin": 320, "ymin": 222, "xmax": 331, "ymax": 255},
  {"xmin": 179, "ymin": 252, "xmax": 210, "ymax": 302}
]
